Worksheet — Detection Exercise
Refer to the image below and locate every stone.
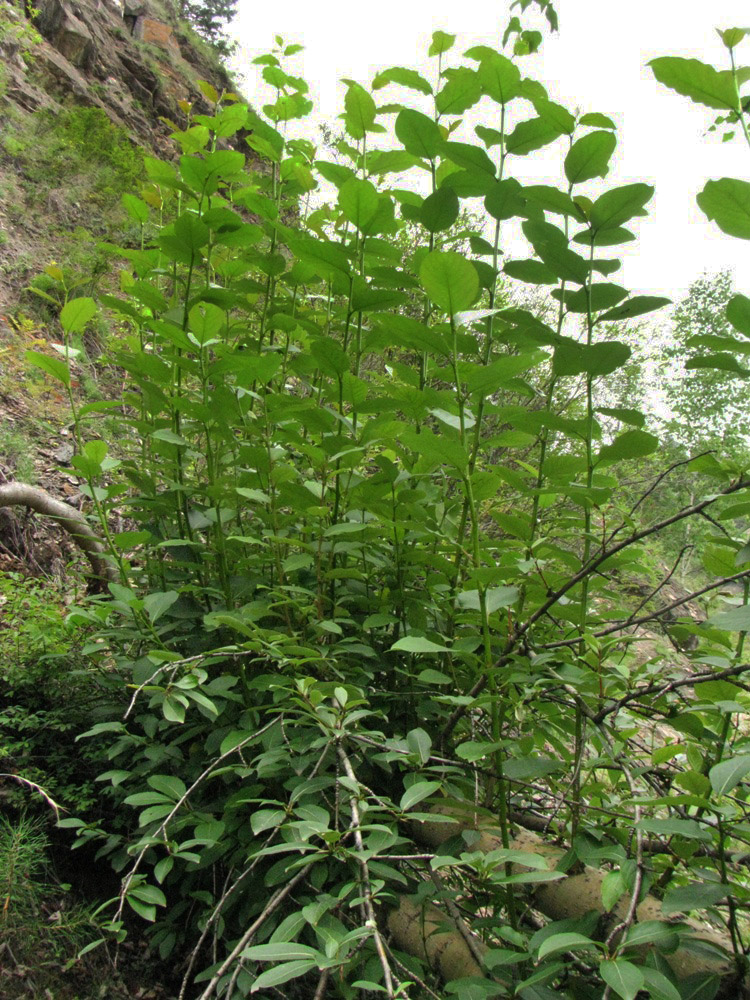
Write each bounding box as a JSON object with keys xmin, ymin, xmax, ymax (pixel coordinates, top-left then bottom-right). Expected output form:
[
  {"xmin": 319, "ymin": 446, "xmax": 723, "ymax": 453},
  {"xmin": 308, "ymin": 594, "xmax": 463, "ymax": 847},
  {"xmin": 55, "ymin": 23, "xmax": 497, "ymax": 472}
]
[
  {"xmin": 122, "ymin": 0, "xmax": 147, "ymax": 15},
  {"xmin": 35, "ymin": 0, "xmax": 96, "ymax": 71},
  {"xmin": 133, "ymin": 15, "xmax": 179, "ymax": 55}
]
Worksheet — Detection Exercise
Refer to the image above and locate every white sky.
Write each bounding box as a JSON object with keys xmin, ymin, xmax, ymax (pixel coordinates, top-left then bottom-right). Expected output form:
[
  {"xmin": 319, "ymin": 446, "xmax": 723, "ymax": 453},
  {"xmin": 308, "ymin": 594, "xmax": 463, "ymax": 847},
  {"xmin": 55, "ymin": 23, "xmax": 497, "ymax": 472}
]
[{"xmin": 227, "ymin": 0, "xmax": 750, "ymax": 304}]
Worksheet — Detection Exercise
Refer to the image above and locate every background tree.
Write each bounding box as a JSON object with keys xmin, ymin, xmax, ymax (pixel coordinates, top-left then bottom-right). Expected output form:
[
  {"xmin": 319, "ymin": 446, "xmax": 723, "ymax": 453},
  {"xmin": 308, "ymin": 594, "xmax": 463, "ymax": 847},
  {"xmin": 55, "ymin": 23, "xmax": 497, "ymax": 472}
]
[{"xmin": 179, "ymin": 0, "xmax": 237, "ymax": 54}]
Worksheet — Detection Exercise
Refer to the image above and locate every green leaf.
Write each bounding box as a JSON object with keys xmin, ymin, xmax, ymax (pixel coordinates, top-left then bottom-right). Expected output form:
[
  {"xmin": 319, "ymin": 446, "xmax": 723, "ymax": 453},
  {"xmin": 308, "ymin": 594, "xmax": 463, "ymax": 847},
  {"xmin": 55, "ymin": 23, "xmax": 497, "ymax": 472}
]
[
  {"xmin": 400, "ymin": 780, "xmax": 442, "ymax": 811},
  {"xmin": 243, "ymin": 943, "xmax": 318, "ymax": 962},
  {"xmin": 60, "ymin": 297, "xmax": 97, "ymax": 334},
  {"xmin": 596, "ymin": 430, "xmax": 659, "ymax": 466},
  {"xmin": 342, "ymin": 80, "xmax": 377, "ymax": 139},
  {"xmin": 121, "ymin": 193, "xmax": 149, "ymax": 224},
  {"xmin": 419, "ymin": 187, "xmax": 460, "ymax": 233},
  {"xmin": 390, "ymin": 636, "xmax": 450, "ymax": 653},
  {"xmin": 621, "ymin": 921, "xmax": 680, "ymax": 954},
  {"xmin": 436, "ymin": 68, "xmax": 482, "ymax": 116},
  {"xmin": 727, "ymin": 293, "xmax": 750, "ymax": 335},
  {"xmin": 597, "ymin": 296, "xmax": 671, "ymax": 321},
  {"xmin": 456, "ymin": 587, "xmax": 519, "ymax": 612},
  {"xmin": 504, "ymin": 259, "xmax": 559, "ymax": 285},
  {"xmin": 506, "ymin": 117, "xmax": 565, "ymax": 156},
  {"xmin": 685, "ymin": 354, "xmax": 750, "ymax": 375},
  {"xmin": 553, "ymin": 339, "xmax": 631, "ymax": 377},
  {"xmin": 372, "ymin": 66, "xmax": 432, "ymax": 95},
  {"xmin": 478, "ymin": 51, "xmax": 521, "ymax": 104},
  {"xmin": 406, "ymin": 728, "xmax": 432, "ymax": 764},
  {"xmin": 579, "ymin": 112, "xmax": 616, "ymax": 129},
  {"xmin": 636, "ymin": 818, "xmax": 711, "ymax": 842},
  {"xmin": 419, "ymin": 251, "xmax": 479, "ymax": 315},
  {"xmin": 640, "ymin": 969, "xmax": 681, "ymax": 1000},
  {"xmin": 395, "ymin": 109, "xmax": 442, "ymax": 159},
  {"xmin": 599, "ymin": 959, "xmax": 644, "ymax": 1000},
  {"xmin": 564, "ymin": 131, "xmax": 616, "ymax": 185},
  {"xmin": 590, "ymin": 183, "xmax": 654, "ymax": 231},
  {"xmin": 649, "ymin": 57, "xmax": 738, "ymax": 111},
  {"xmin": 661, "ymin": 882, "xmax": 728, "ymax": 916},
  {"xmin": 250, "ymin": 960, "xmax": 318, "ymax": 992},
  {"xmin": 338, "ymin": 177, "xmax": 379, "ymax": 231},
  {"xmin": 537, "ymin": 933, "xmax": 598, "ymax": 961},
  {"xmin": 26, "ymin": 350, "xmax": 70, "ymax": 387},
  {"xmin": 147, "ymin": 774, "xmax": 186, "ymax": 801},
  {"xmin": 697, "ymin": 178, "xmax": 750, "ymax": 239},
  {"xmin": 601, "ymin": 869, "xmax": 626, "ymax": 911},
  {"xmin": 504, "ymin": 757, "xmax": 561, "ymax": 780},
  {"xmin": 596, "ymin": 407, "xmax": 645, "ymax": 427},
  {"xmin": 710, "ymin": 755, "xmax": 750, "ymax": 795},
  {"xmin": 428, "ymin": 30, "xmax": 455, "ymax": 56}
]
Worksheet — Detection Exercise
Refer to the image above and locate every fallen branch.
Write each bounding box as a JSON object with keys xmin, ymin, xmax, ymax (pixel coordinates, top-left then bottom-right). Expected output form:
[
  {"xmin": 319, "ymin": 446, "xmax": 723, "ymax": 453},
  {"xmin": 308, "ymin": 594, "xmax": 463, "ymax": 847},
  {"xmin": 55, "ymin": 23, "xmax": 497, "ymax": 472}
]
[
  {"xmin": 409, "ymin": 803, "xmax": 747, "ymax": 994},
  {"xmin": 0, "ymin": 482, "xmax": 117, "ymax": 585}
]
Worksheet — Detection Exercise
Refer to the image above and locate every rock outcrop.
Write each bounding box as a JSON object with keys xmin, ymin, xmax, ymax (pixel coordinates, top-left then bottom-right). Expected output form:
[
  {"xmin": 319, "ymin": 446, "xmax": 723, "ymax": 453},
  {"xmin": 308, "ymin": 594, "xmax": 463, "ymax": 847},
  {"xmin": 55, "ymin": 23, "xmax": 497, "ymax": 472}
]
[{"xmin": 0, "ymin": 0, "xmax": 234, "ymax": 145}]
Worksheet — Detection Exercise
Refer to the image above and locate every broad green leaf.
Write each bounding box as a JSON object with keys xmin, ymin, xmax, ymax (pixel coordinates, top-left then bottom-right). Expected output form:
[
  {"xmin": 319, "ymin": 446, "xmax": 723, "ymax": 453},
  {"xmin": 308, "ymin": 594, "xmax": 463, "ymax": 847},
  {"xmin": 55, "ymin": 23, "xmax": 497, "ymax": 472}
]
[
  {"xmin": 60, "ymin": 297, "xmax": 97, "ymax": 334},
  {"xmin": 504, "ymin": 259, "xmax": 559, "ymax": 285},
  {"xmin": 708, "ymin": 604, "xmax": 750, "ymax": 631},
  {"xmin": 596, "ymin": 430, "xmax": 659, "ymax": 465},
  {"xmin": 338, "ymin": 177, "xmax": 379, "ymax": 231},
  {"xmin": 455, "ymin": 741, "xmax": 503, "ymax": 762},
  {"xmin": 537, "ymin": 933, "xmax": 598, "ymax": 961},
  {"xmin": 552, "ymin": 284, "xmax": 628, "ymax": 313},
  {"xmin": 636, "ymin": 818, "xmax": 711, "ymax": 842},
  {"xmin": 121, "ymin": 193, "xmax": 149, "ymax": 224},
  {"xmin": 599, "ymin": 959, "xmax": 644, "ymax": 1000},
  {"xmin": 250, "ymin": 960, "xmax": 318, "ymax": 992},
  {"xmin": 436, "ymin": 67, "xmax": 482, "ymax": 116},
  {"xmin": 697, "ymin": 178, "xmax": 750, "ymax": 239},
  {"xmin": 243, "ymin": 943, "xmax": 318, "ymax": 962},
  {"xmin": 601, "ymin": 869, "xmax": 626, "ymax": 911},
  {"xmin": 640, "ymin": 969, "xmax": 681, "ymax": 1000},
  {"xmin": 419, "ymin": 187, "xmax": 460, "ymax": 233},
  {"xmin": 564, "ymin": 131, "xmax": 616, "ymax": 185},
  {"xmin": 685, "ymin": 354, "xmax": 750, "ymax": 375},
  {"xmin": 429, "ymin": 30, "xmax": 455, "ymax": 56},
  {"xmin": 553, "ymin": 339, "xmax": 631, "ymax": 377},
  {"xmin": 147, "ymin": 774, "xmax": 186, "ymax": 801},
  {"xmin": 524, "ymin": 184, "xmax": 584, "ymax": 219},
  {"xmin": 342, "ymin": 80, "xmax": 377, "ymax": 139},
  {"xmin": 26, "ymin": 350, "xmax": 70, "ymax": 386},
  {"xmin": 727, "ymin": 293, "xmax": 750, "ymax": 335},
  {"xmin": 579, "ymin": 112, "xmax": 616, "ymax": 129},
  {"xmin": 395, "ymin": 109, "xmax": 442, "ymax": 159},
  {"xmin": 419, "ymin": 251, "xmax": 479, "ymax": 314},
  {"xmin": 456, "ymin": 587, "xmax": 519, "ymax": 612},
  {"xmin": 661, "ymin": 882, "xmax": 728, "ymax": 916},
  {"xmin": 390, "ymin": 636, "xmax": 450, "ymax": 653},
  {"xmin": 400, "ymin": 780, "xmax": 442, "ymax": 811},
  {"xmin": 406, "ymin": 728, "xmax": 432, "ymax": 764},
  {"xmin": 598, "ymin": 296, "xmax": 671, "ymax": 321},
  {"xmin": 506, "ymin": 117, "xmax": 565, "ymax": 156},
  {"xmin": 143, "ymin": 590, "xmax": 179, "ymax": 624},
  {"xmin": 478, "ymin": 51, "xmax": 521, "ymax": 104},
  {"xmin": 677, "ymin": 974, "xmax": 720, "ymax": 1000},
  {"xmin": 649, "ymin": 57, "xmax": 738, "ymax": 111},
  {"xmin": 590, "ymin": 183, "xmax": 654, "ymax": 231},
  {"xmin": 596, "ymin": 407, "xmax": 645, "ymax": 427},
  {"xmin": 484, "ymin": 178, "xmax": 528, "ymax": 220},
  {"xmin": 372, "ymin": 66, "xmax": 432, "ymax": 95},
  {"xmin": 440, "ymin": 140, "xmax": 496, "ymax": 176},
  {"xmin": 504, "ymin": 757, "xmax": 561, "ymax": 780},
  {"xmin": 622, "ymin": 921, "xmax": 680, "ymax": 954}
]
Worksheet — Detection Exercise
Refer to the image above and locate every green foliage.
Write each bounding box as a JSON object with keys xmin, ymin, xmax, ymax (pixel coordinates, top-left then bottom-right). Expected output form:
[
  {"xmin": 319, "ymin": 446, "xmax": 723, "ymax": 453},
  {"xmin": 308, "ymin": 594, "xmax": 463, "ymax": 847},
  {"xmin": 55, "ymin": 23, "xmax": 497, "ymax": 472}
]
[
  {"xmin": 3, "ymin": 106, "xmax": 144, "ymax": 210},
  {"xmin": 17, "ymin": 21, "xmax": 750, "ymax": 1000}
]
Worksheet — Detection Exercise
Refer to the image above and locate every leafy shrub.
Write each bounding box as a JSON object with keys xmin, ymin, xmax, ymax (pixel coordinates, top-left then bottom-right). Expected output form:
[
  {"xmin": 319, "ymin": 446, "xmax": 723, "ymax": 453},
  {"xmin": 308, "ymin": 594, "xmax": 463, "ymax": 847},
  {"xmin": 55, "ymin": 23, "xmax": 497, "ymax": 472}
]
[{"xmin": 30, "ymin": 20, "xmax": 750, "ymax": 1000}]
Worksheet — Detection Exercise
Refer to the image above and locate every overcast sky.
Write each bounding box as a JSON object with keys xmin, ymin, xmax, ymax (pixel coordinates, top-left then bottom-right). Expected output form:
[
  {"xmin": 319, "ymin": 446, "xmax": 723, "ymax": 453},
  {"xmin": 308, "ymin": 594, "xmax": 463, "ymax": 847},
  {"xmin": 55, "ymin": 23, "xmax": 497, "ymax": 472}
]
[{"xmin": 228, "ymin": 1, "xmax": 750, "ymax": 303}]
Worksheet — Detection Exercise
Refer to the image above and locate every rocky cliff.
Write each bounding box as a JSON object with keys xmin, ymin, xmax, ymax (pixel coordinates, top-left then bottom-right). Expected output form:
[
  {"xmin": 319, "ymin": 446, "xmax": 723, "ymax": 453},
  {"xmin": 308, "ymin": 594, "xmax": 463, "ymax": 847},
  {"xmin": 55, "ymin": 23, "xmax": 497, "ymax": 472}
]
[
  {"xmin": 0, "ymin": 0, "xmax": 238, "ymax": 318},
  {"xmin": 0, "ymin": 0, "xmax": 242, "ymax": 575}
]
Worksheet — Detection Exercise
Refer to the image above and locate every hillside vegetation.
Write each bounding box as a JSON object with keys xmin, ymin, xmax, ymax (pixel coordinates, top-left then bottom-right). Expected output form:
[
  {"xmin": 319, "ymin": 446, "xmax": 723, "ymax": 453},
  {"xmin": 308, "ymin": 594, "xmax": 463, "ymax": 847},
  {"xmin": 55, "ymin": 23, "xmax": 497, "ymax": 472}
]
[{"xmin": 5, "ymin": 6, "xmax": 750, "ymax": 1000}]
